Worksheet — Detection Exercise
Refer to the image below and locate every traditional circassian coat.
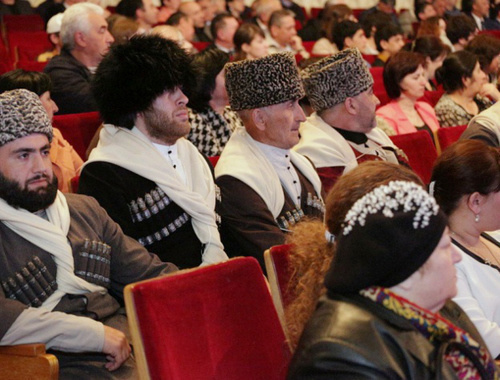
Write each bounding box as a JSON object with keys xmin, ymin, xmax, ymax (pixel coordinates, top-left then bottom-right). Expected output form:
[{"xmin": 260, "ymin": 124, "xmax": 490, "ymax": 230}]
[
  {"xmin": 294, "ymin": 112, "xmax": 408, "ymax": 193},
  {"xmin": 215, "ymin": 127, "xmax": 324, "ymax": 270}
]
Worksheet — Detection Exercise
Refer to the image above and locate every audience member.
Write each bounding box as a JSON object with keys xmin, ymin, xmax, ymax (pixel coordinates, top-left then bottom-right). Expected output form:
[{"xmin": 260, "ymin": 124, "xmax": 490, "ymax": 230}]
[
  {"xmin": 44, "ymin": 3, "xmax": 114, "ymax": 115},
  {"xmin": 108, "ymin": 14, "xmax": 139, "ymax": 46},
  {"xmin": 268, "ymin": 9, "xmax": 309, "ymax": 58},
  {"xmin": 250, "ymin": 0, "xmax": 282, "ymax": 40},
  {"xmin": 289, "ymin": 178, "xmax": 497, "ymax": 378},
  {"xmin": 0, "ymin": 88, "xmax": 177, "ymax": 378},
  {"xmin": 157, "ymin": 0, "xmax": 180, "ymax": 23},
  {"xmin": 37, "ymin": 12, "xmax": 64, "ymax": 62},
  {"xmin": 372, "ymin": 23, "xmax": 405, "ymax": 67},
  {"xmin": 226, "ymin": 0, "xmax": 251, "ymax": 22},
  {"xmin": 295, "ymin": 49, "xmax": 406, "ymax": 193},
  {"xmin": 179, "ymin": 1, "xmax": 211, "ymax": 42},
  {"xmin": 435, "ymin": 50, "xmax": 496, "ymax": 127},
  {"xmin": 166, "ymin": 11, "xmax": 196, "ymax": 46},
  {"xmin": 152, "ymin": 24, "xmax": 195, "ymax": 53},
  {"xmin": 0, "ymin": 70, "xmax": 83, "ymax": 193},
  {"xmin": 463, "ymin": 0, "xmax": 499, "ymax": 31},
  {"xmin": 444, "ymin": 0, "xmax": 461, "ymax": 16},
  {"xmin": 285, "ymin": 161, "xmax": 423, "ymax": 349},
  {"xmin": 376, "ymin": 51, "xmax": 440, "ymax": 139},
  {"xmin": 215, "ymin": 52, "xmax": 324, "ymax": 270},
  {"xmin": 407, "ymin": 35, "xmax": 449, "ymax": 91},
  {"xmin": 431, "ymin": 139, "xmax": 500, "ymax": 358},
  {"xmin": 208, "ymin": 13, "xmax": 239, "ymax": 54},
  {"xmin": 233, "ymin": 23, "xmax": 269, "ymax": 60},
  {"xmin": 115, "ymin": 0, "xmax": 158, "ymax": 33},
  {"xmin": 311, "ymin": 4, "xmax": 353, "ymax": 55},
  {"xmin": 446, "ymin": 14, "xmax": 477, "ymax": 52},
  {"xmin": 187, "ymin": 49, "xmax": 243, "ymax": 156},
  {"xmin": 0, "ymin": 0, "xmax": 32, "ymax": 15},
  {"xmin": 79, "ymin": 35, "xmax": 227, "ymax": 268},
  {"xmin": 466, "ymin": 34, "xmax": 500, "ymax": 83},
  {"xmin": 415, "ymin": 1, "xmax": 437, "ymax": 21},
  {"xmin": 462, "ymin": 100, "xmax": 500, "ymax": 147},
  {"xmin": 360, "ymin": 11, "xmax": 393, "ymax": 55},
  {"xmin": 359, "ymin": 0, "xmax": 399, "ymax": 27},
  {"xmin": 332, "ymin": 20, "xmax": 367, "ymax": 54},
  {"xmin": 37, "ymin": 0, "xmax": 82, "ymax": 25}
]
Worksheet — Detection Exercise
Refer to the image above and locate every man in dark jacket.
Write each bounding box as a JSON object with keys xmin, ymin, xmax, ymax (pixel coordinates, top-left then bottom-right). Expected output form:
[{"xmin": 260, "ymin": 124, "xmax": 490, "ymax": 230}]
[{"xmin": 44, "ymin": 3, "xmax": 114, "ymax": 114}]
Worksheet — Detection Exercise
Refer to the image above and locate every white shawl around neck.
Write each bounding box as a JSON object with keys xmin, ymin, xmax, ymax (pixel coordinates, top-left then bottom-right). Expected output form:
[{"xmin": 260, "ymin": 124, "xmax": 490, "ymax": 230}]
[
  {"xmin": 0, "ymin": 191, "xmax": 105, "ymax": 310},
  {"xmin": 215, "ymin": 127, "xmax": 322, "ymax": 218},
  {"xmin": 294, "ymin": 112, "xmax": 397, "ymax": 172},
  {"xmin": 84, "ymin": 125, "xmax": 227, "ymax": 266}
]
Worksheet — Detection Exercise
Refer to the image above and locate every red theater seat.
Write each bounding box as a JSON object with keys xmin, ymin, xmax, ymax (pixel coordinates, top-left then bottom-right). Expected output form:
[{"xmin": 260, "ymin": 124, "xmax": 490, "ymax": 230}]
[{"xmin": 125, "ymin": 257, "xmax": 291, "ymax": 380}]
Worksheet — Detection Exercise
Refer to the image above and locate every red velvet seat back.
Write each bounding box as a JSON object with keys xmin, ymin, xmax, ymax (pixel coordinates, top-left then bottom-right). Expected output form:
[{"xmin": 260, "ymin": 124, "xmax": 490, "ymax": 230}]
[
  {"xmin": 437, "ymin": 125, "xmax": 467, "ymax": 152},
  {"xmin": 390, "ymin": 130, "xmax": 438, "ymax": 184},
  {"xmin": 126, "ymin": 257, "xmax": 291, "ymax": 380},
  {"xmin": 52, "ymin": 112, "xmax": 102, "ymax": 159},
  {"xmin": 370, "ymin": 67, "xmax": 390, "ymax": 107},
  {"xmin": 7, "ymin": 31, "xmax": 51, "ymax": 63},
  {"xmin": 268, "ymin": 244, "xmax": 293, "ymax": 309},
  {"xmin": 2, "ymin": 14, "xmax": 45, "ymax": 32}
]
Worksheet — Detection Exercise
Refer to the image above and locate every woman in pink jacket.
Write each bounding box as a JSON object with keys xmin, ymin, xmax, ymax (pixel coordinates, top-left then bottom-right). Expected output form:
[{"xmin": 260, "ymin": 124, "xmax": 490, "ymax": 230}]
[{"xmin": 376, "ymin": 51, "xmax": 440, "ymax": 142}]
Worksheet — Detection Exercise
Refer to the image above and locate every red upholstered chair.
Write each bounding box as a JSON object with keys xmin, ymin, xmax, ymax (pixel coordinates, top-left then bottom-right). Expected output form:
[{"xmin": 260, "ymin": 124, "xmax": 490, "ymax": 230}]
[
  {"xmin": 2, "ymin": 14, "xmax": 45, "ymax": 32},
  {"xmin": 264, "ymin": 244, "xmax": 293, "ymax": 340},
  {"xmin": 390, "ymin": 130, "xmax": 438, "ymax": 184},
  {"xmin": 419, "ymin": 88, "xmax": 445, "ymax": 107},
  {"xmin": 208, "ymin": 155, "xmax": 220, "ymax": 167},
  {"xmin": 310, "ymin": 7, "xmax": 322, "ymax": 19},
  {"xmin": 7, "ymin": 31, "xmax": 51, "ymax": 63},
  {"xmin": 125, "ymin": 257, "xmax": 291, "ymax": 380},
  {"xmin": 437, "ymin": 124, "xmax": 467, "ymax": 153},
  {"xmin": 370, "ymin": 66, "xmax": 390, "ymax": 107},
  {"xmin": 52, "ymin": 112, "xmax": 102, "ymax": 159},
  {"xmin": 70, "ymin": 175, "xmax": 80, "ymax": 193},
  {"xmin": 192, "ymin": 41, "xmax": 210, "ymax": 52}
]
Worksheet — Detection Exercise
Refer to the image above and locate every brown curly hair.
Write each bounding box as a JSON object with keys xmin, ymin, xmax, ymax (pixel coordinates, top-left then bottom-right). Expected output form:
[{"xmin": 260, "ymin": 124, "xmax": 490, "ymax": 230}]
[{"xmin": 285, "ymin": 161, "xmax": 423, "ymax": 350}]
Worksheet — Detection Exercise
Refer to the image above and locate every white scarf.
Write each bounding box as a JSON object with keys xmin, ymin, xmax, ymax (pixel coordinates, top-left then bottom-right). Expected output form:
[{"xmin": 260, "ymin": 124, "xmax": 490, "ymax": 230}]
[
  {"xmin": 468, "ymin": 101, "xmax": 500, "ymax": 145},
  {"xmin": 215, "ymin": 127, "xmax": 322, "ymax": 218},
  {"xmin": 84, "ymin": 125, "xmax": 227, "ymax": 266},
  {"xmin": 294, "ymin": 112, "xmax": 397, "ymax": 172},
  {"xmin": 0, "ymin": 191, "xmax": 106, "ymax": 311}
]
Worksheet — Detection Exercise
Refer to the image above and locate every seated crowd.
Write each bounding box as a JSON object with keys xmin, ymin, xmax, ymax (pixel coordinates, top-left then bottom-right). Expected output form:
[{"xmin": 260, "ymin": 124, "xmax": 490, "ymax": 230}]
[{"xmin": 0, "ymin": 0, "xmax": 500, "ymax": 378}]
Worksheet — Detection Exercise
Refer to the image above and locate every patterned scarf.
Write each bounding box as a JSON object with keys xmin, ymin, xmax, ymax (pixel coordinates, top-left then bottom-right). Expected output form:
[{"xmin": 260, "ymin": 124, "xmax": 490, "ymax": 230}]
[{"xmin": 360, "ymin": 286, "xmax": 498, "ymax": 379}]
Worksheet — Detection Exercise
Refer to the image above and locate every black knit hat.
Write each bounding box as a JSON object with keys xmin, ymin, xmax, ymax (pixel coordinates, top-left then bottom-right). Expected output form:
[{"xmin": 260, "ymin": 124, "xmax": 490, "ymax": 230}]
[
  {"xmin": 92, "ymin": 34, "xmax": 194, "ymax": 129},
  {"xmin": 224, "ymin": 52, "xmax": 305, "ymax": 111},
  {"xmin": 325, "ymin": 181, "xmax": 448, "ymax": 295}
]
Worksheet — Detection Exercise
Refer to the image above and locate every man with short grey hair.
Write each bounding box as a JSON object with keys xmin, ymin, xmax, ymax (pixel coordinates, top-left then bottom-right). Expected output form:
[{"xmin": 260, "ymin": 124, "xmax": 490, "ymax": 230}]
[
  {"xmin": 44, "ymin": 2, "xmax": 114, "ymax": 114},
  {"xmin": 294, "ymin": 48, "xmax": 408, "ymax": 193}
]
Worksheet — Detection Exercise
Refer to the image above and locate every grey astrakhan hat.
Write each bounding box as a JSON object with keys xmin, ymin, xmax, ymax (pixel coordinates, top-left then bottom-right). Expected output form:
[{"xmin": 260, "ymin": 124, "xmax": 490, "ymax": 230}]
[
  {"xmin": 0, "ymin": 89, "xmax": 52, "ymax": 147},
  {"xmin": 225, "ymin": 52, "xmax": 305, "ymax": 111},
  {"xmin": 301, "ymin": 48, "xmax": 373, "ymax": 112}
]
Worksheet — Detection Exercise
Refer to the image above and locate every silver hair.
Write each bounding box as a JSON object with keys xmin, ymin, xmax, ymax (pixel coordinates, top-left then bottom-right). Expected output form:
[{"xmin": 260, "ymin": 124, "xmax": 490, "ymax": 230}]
[{"xmin": 60, "ymin": 3, "xmax": 105, "ymax": 51}]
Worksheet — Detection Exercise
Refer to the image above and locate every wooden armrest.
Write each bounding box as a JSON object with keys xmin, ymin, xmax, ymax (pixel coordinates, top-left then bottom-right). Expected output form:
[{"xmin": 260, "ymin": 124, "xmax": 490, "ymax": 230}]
[
  {"xmin": 0, "ymin": 344, "xmax": 59, "ymax": 380},
  {"xmin": 0, "ymin": 343, "xmax": 47, "ymax": 356}
]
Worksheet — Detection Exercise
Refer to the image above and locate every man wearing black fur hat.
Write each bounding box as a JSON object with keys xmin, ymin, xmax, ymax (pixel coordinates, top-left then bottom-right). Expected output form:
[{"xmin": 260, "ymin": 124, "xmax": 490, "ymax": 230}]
[
  {"xmin": 215, "ymin": 52, "xmax": 324, "ymax": 271},
  {"xmin": 79, "ymin": 35, "xmax": 228, "ymax": 269},
  {"xmin": 295, "ymin": 48, "xmax": 408, "ymax": 194},
  {"xmin": 0, "ymin": 89, "xmax": 177, "ymax": 378}
]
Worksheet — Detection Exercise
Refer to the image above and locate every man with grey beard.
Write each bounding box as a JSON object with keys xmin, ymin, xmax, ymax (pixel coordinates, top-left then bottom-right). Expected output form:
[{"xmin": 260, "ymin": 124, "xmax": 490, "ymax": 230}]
[
  {"xmin": 0, "ymin": 89, "xmax": 177, "ymax": 378},
  {"xmin": 79, "ymin": 34, "xmax": 227, "ymax": 269}
]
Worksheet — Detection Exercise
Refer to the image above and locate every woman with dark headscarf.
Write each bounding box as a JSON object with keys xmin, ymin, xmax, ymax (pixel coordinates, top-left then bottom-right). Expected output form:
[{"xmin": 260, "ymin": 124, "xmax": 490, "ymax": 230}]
[{"xmin": 288, "ymin": 176, "xmax": 498, "ymax": 378}]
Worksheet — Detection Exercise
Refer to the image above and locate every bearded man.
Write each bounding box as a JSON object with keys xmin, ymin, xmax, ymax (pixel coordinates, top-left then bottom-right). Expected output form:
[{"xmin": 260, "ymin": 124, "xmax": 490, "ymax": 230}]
[
  {"xmin": 79, "ymin": 34, "xmax": 228, "ymax": 269},
  {"xmin": 0, "ymin": 89, "xmax": 177, "ymax": 378}
]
